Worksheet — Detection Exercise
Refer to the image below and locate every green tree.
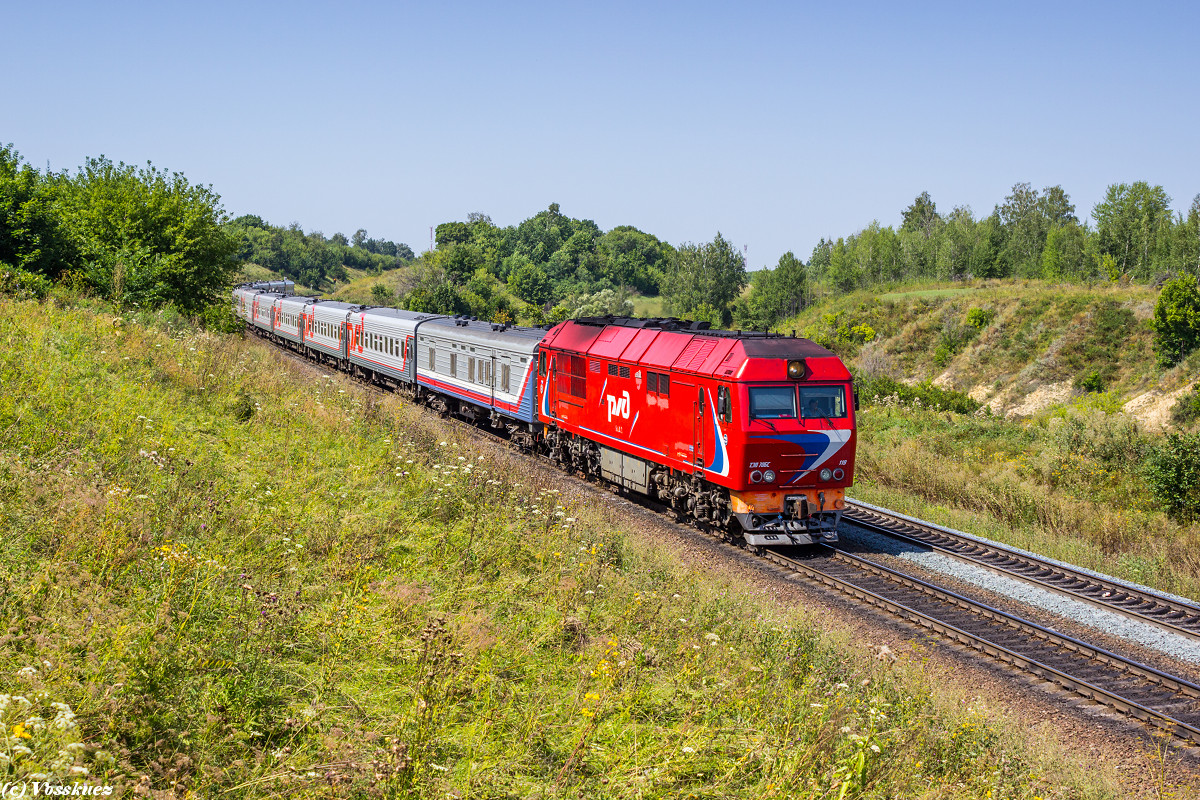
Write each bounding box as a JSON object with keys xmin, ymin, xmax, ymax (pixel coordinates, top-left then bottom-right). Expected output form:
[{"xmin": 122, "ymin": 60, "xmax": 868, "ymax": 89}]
[
  {"xmin": 1092, "ymin": 182, "xmax": 1174, "ymax": 279},
  {"xmin": 1151, "ymin": 272, "xmax": 1200, "ymax": 366},
  {"xmin": 738, "ymin": 251, "xmax": 809, "ymax": 329},
  {"xmin": 0, "ymin": 144, "xmax": 75, "ymax": 277},
  {"xmin": 435, "ymin": 222, "xmax": 472, "ymax": 248},
  {"xmin": 661, "ymin": 232, "xmax": 747, "ymax": 325},
  {"xmin": 508, "ymin": 261, "xmax": 552, "ymax": 306},
  {"xmin": 826, "ymin": 238, "xmax": 859, "ymax": 294},
  {"xmin": 1143, "ymin": 432, "xmax": 1200, "ymax": 522},
  {"xmin": 997, "ymin": 182, "xmax": 1068, "ymax": 277},
  {"xmin": 572, "ymin": 287, "xmax": 634, "ymax": 318},
  {"xmin": 55, "ymin": 156, "xmax": 239, "ymax": 311},
  {"xmin": 1041, "ymin": 222, "xmax": 1091, "ymax": 280},
  {"xmin": 596, "ymin": 226, "xmax": 669, "ymax": 293},
  {"xmin": 900, "ymin": 191, "xmax": 939, "ymax": 236},
  {"xmin": 432, "ymin": 243, "xmax": 482, "ymax": 283},
  {"xmin": 370, "ymin": 283, "xmax": 396, "ymax": 306}
]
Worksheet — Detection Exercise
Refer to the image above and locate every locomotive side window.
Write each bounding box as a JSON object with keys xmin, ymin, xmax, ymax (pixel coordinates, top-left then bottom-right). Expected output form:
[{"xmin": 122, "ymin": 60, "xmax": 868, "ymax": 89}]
[
  {"xmin": 450, "ymin": 353, "xmax": 457, "ymax": 376},
  {"xmin": 717, "ymin": 386, "xmax": 732, "ymax": 423},
  {"xmin": 749, "ymin": 386, "xmax": 797, "ymax": 420},
  {"xmin": 429, "ymin": 348, "xmax": 435, "ymax": 370},
  {"xmin": 502, "ymin": 364, "xmax": 511, "ymax": 393},
  {"xmin": 799, "ymin": 386, "xmax": 848, "ymax": 418}
]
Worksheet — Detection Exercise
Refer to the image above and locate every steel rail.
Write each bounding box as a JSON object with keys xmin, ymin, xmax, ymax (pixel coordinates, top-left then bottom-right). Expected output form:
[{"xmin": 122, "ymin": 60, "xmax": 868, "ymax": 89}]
[
  {"xmin": 761, "ymin": 545, "xmax": 1200, "ymax": 744},
  {"xmin": 844, "ymin": 500, "xmax": 1200, "ymax": 641}
]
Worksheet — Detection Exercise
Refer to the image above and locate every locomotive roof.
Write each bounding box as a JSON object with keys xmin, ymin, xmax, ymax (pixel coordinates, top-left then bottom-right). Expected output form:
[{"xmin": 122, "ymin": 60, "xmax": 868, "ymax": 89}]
[{"xmin": 542, "ymin": 317, "xmax": 849, "ymax": 382}]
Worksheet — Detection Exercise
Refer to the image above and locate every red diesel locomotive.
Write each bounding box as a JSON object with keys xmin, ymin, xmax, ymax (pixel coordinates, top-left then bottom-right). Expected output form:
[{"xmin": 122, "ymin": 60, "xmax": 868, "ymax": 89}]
[{"xmin": 536, "ymin": 317, "xmax": 856, "ymax": 546}]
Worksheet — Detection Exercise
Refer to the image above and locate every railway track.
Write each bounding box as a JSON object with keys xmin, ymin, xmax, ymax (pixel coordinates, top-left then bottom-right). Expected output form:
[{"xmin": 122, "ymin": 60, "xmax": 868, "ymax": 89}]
[
  {"xmin": 761, "ymin": 544, "xmax": 1200, "ymax": 744},
  {"xmin": 844, "ymin": 500, "xmax": 1200, "ymax": 641},
  {"xmin": 249, "ymin": 330, "xmax": 1200, "ymax": 745}
]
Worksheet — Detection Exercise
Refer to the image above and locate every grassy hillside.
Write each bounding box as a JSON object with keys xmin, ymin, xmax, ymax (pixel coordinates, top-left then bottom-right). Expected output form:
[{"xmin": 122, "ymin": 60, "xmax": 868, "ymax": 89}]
[
  {"xmin": 0, "ymin": 297, "xmax": 1136, "ymax": 797},
  {"xmin": 781, "ymin": 279, "xmax": 1197, "ymax": 420}
]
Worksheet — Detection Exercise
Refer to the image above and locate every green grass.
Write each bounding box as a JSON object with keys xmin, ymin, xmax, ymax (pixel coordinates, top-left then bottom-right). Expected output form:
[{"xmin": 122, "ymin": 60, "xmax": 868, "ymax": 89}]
[
  {"xmin": 631, "ymin": 294, "xmax": 665, "ymax": 318},
  {"xmin": 0, "ymin": 297, "xmax": 1155, "ymax": 797},
  {"xmin": 874, "ymin": 287, "xmax": 976, "ymax": 301},
  {"xmin": 783, "ymin": 278, "xmax": 1169, "ymax": 404}
]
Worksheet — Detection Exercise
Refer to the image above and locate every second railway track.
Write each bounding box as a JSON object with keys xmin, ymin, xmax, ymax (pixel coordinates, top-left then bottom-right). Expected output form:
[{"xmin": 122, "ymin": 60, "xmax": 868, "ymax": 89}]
[
  {"xmin": 844, "ymin": 500, "xmax": 1200, "ymax": 641},
  {"xmin": 763, "ymin": 544, "xmax": 1200, "ymax": 745}
]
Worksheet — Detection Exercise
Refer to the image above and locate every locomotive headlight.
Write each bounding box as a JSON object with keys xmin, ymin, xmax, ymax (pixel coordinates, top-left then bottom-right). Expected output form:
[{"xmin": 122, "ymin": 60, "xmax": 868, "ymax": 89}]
[
  {"xmin": 833, "ymin": 468, "xmax": 845, "ymax": 480},
  {"xmin": 750, "ymin": 470, "xmax": 762, "ymax": 483},
  {"xmin": 762, "ymin": 469, "xmax": 776, "ymax": 483},
  {"xmin": 787, "ymin": 359, "xmax": 805, "ymax": 380},
  {"xmin": 819, "ymin": 468, "xmax": 833, "ymax": 481}
]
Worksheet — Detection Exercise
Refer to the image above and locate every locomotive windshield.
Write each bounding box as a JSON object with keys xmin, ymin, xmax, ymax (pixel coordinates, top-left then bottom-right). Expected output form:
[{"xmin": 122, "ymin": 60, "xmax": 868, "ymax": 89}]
[
  {"xmin": 748, "ymin": 386, "xmax": 797, "ymax": 420},
  {"xmin": 799, "ymin": 386, "xmax": 848, "ymax": 419}
]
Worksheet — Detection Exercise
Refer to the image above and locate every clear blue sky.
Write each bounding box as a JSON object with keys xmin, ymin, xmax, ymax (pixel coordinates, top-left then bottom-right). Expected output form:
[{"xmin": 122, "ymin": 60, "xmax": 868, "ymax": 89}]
[{"xmin": 4, "ymin": 1, "xmax": 1198, "ymax": 269}]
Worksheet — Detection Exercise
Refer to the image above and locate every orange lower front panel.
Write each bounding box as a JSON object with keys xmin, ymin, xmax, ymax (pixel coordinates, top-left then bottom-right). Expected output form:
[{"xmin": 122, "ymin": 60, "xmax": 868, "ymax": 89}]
[{"xmin": 729, "ymin": 487, "xmax": 845, "ymax": 515}]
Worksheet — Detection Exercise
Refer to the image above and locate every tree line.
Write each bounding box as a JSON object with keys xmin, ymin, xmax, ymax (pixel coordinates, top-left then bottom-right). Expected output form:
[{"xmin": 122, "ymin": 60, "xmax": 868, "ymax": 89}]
[
  {"xmin": 228, "ymin": 215, "xmax": 415, "ymax": 289},
  {"xmin": 3, "ymin": 139, "xmax": 1196, "ymax": 364},
  {"xmin": 389, "ymin": 205, "xmax": 674, "ymax": 323},
  {"xmin": 806, "ymin": 183, "xmax": 1199, "ymax": 296}
]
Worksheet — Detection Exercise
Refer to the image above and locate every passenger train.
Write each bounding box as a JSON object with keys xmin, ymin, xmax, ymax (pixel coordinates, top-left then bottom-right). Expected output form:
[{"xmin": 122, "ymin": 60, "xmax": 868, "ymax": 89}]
[{"xmin": 233, "ymin": 281, "xmax": 857, "ymax": 546}]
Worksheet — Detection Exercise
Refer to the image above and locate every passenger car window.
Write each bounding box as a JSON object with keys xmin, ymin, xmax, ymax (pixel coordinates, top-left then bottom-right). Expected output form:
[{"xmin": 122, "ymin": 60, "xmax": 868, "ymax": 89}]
[{"xmin": 748, "ymin": 386, "xmax": 796, "ymax": 420}]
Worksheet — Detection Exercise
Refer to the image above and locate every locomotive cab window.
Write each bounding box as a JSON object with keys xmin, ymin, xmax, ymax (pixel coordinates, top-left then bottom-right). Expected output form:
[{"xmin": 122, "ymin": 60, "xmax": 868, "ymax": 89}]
[
  {"xmin": 799, "ymin": 386, "xmax": 848, "ymax": 419},
  {"xmin": 748, "ymin": 386, "xmax": 797, "ymax": 420}
]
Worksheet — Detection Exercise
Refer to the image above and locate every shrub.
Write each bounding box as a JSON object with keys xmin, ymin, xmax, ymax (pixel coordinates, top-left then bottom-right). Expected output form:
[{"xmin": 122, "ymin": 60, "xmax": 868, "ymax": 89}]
[
  {"xmin": 0, "ymin": 264, "xmax": 52, "ymax": 299},
  {"xmin": 1075, "ymin": 370, "xmax": 1105, "ymax": 393},
  {"xmin": 1143, "ymin": 432, "xmax": 1200, "ymax": 522},
  {"xmin": 1151, "ymin": 272, "xmax": 1200, "ymax": 366},
  {"xmin": 199, "ymin": 300, "xmax": 244, "ymax": 333},
  {"xmin": 371, "ymin": 283, "xmax": 397, "ymax": 306},
  {"xmin": 965, "ymin": 307, "xmax": 993, "ymax": 329},
  {"xmin": 856, "ymin": 373, "xmax": 981, "ymax": 414},
  {"xmin": 1172, "ymin": 384, "xmax": 1200, "ymax": 427}
]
